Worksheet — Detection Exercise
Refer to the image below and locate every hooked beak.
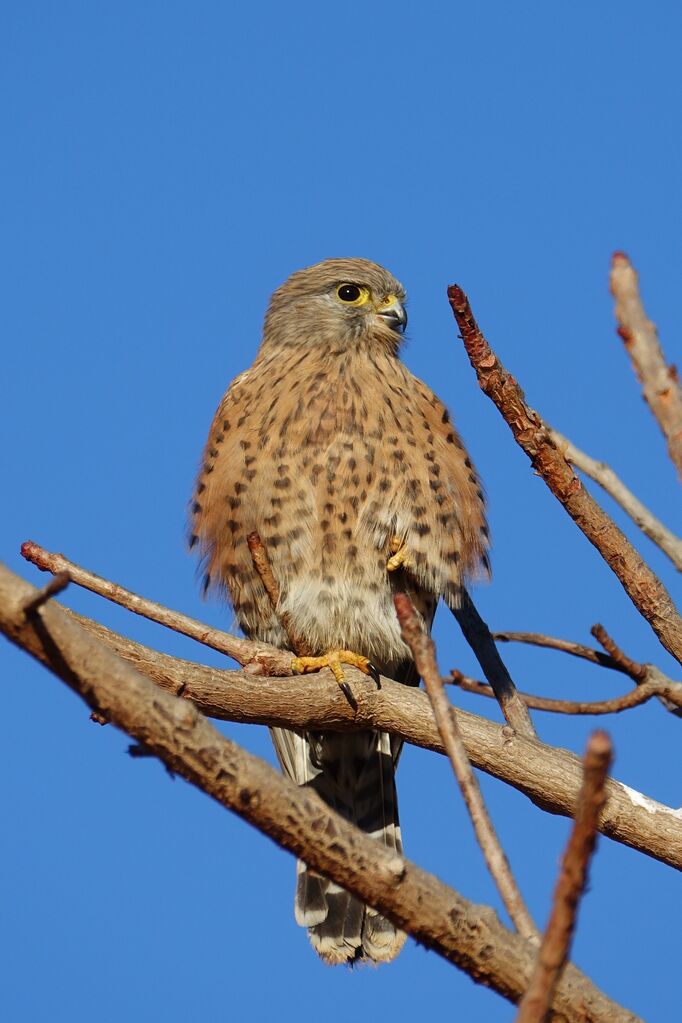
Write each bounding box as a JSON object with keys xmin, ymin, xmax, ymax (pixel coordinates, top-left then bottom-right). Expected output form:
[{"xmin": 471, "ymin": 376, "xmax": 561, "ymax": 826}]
[{"xmin": 376, "ymin": 297, "xmax": 407, "ymax": 333}]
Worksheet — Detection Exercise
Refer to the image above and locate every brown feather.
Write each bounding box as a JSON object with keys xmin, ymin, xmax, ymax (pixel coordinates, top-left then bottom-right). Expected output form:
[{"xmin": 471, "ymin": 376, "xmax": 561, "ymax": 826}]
[{"xmin": 191, "ymin": 258, "xmax": 488, "ymax": 963}]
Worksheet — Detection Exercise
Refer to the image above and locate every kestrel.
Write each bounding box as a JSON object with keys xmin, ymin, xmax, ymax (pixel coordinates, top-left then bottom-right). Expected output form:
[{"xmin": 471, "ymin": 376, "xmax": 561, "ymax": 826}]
[{"xmin": 191, "ymin": 258, "xmax": 488, "ymax": 965}]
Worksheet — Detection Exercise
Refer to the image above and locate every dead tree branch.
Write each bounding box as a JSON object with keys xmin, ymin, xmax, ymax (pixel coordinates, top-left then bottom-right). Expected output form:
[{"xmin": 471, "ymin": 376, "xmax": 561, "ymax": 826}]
[
  {"xmin": 20, "ymin": 540, "xmax": 293, "ymax": 676},
  {"xmin": 21, "ymin": 570, "xmax": 70, "ymax": 614},
  {"xmin": 246, "ymin": 531, "xmax": 312, "ymax": 656},
  {"xmin": 591, "ymin": 624, "xmax": 682, "ymax": 718},
  {"xmin": 449, "ymin": 671, "xmax": 661, "ymax": 716},
  {"xmin": 447, "ymin": 285, "xmax": 682, "ymax": 668},
  {"xmin": 610, "ymin": 252, "xmax": 682, "ymax": 479},
  {"xmin": 8, "ymin": 563, "xmax": 679, "ymax": 870},
  {"xmin": 0, "ymin": 562, "xmax": 640, "ymax": 1023},
  {"xmin": 550, "ymin": 429, "xmax": 682, "ymax": 571},
  {"xmin": 516, "ymin": 732, "xmax": 612, "ymax": 1023},
  {"xmin": 396, "ymin": 593, "xmax": 539, "ymax": 941},
  {"xmin": 493, "ymin": 631, "xmax": 627, "ymax": 673}
]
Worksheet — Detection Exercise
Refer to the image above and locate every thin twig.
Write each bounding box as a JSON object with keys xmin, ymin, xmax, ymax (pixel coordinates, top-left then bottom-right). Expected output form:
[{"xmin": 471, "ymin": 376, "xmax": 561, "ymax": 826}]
[
  {"xmin": 448, "ymin": 285, "xmax": 682, "ymax": 668},
  {"xmin": 449, "ymin": 671, "xmax": 658, "ymax": 715},
  {"xmin": 590, "ymin": 624, "xmax": 646, "ymax": 682},
  {"xmin": 610, "ymin": 252, "xmax": 682, "ymax": 480},
  {"xmin": 450, "ymin": 589, "xmax": 537, "ymax": 737},
  {"xmin": 20, "ymin": 540, "xmax": 291, "ymax": 675},
  {"xmin": 21, "ymin": 570, "xmax": 70, "ymax": 614},
  {"xmin": 493, "ymin": 631, "xmax": 627, "ymax": 674},
  {"xmin": 246, "ymin": 531, "xmax": 360, "ymax": 708},
  {"xmin": 550, "ymin": 429, "xmax": 682, "ymax": 571},
  {"xmin": 395, "ymin": 592, "xmax": 539, "ymax": 941},
  {"xmin": 516, "ymin": 731, "xmax": 613, "ymax": 1023},
  {"xmin": 591, "ymin": 624, "xmax": 682, "ymax": 718},
  {"xmin": 494, "ymin": 627, "xmax": 682, "ymax": 717},
  {"xmin": 245, "ymin": 531, "xmax": 312, "ymax": 658}
]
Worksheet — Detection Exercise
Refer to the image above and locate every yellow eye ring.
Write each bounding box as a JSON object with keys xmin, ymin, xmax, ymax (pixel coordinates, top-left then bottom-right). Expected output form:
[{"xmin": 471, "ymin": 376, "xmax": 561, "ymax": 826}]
[{"xmin": 336, "ymin": 283, "xmax": 370, "ymax": 306}]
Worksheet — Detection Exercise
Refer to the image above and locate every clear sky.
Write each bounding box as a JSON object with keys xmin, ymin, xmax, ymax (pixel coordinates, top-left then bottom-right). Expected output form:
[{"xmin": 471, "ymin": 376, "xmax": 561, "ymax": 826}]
[{"xmin": 2, "ymin": 3, "xmax": 681, "ymax": 1020}]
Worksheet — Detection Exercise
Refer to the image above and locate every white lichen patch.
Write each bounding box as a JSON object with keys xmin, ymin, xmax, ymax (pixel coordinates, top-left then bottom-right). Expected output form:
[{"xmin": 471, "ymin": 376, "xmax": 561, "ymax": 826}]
[{"xmin": 617, "ymin": 782, "xmax": 682, "ymax": 818}]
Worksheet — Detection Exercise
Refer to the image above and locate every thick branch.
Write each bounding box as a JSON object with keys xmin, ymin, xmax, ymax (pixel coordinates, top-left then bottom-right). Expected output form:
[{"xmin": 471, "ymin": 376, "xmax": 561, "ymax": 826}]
[
  {"xmin": 448, "ymin": 286, "xmax": 682, "ymax": 668},
  {"xmin": 9, "ymin": 585, "xmax": 678, "ymax": 871},
  {"xmin": 610, "ymin": 252, "xmax": 682, "ymax": 479},
  {"xmin": 516, "ymin": 733, "xmax": 612, "ymax": 1023},
  {"xmin": 550, "ymin": 429, "xmax": 682, "ymax": 571},
  {"xmin": 0, "ymin": 563, "xmax": 640, "ymax": 1023}
]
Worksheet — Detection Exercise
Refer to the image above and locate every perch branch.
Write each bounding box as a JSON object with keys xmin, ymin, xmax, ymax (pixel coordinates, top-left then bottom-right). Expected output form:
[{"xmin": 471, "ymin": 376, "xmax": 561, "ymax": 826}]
[
  {"xmin": 516, "ymin": 732, "xmax": 612, "ymax": 1023},
  {"xmin": 395, "ymin": 593, "xmax": 538, "ymax": 941},
  {"xmin": 610, "ymin": 252, "xmax": 682, "ymax": 479},
  {"xmin": 5, "ymin": 562, "xmax": 681, "ymax": 870},
  {"xmin": 550, "ymin": 429, "xmax": 682, "ymax": 571},
  {"xmin": 64, "ymin": 610, "xmax": 682, "ymax": 871},
  {"xmin": 447, "ymin": 285, "xmax": 682, "ymax": 668},
  {"xmin": 0, "ymin": 563, "xmax": 640, "ymax": 1022}
]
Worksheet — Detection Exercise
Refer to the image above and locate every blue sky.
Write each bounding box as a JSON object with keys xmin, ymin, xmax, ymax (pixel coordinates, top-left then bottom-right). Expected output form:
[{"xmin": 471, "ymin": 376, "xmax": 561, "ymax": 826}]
[{"xmin": 2, "ymin": 3, "xmax": 681, "ymax": 1020}]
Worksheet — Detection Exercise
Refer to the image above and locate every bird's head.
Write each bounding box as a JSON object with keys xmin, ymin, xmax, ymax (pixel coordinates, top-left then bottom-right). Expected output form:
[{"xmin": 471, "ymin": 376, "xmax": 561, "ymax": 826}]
[{"xmin": 261, "ymin": 258, "xmax": 407, "ymax": 356}]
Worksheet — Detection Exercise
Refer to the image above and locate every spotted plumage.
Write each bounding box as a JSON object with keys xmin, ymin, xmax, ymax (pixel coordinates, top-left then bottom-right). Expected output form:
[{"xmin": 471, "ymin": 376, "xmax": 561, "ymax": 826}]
[{"xmin": 191, "ymin": 258, "xmax": 488, "ymax": 964}]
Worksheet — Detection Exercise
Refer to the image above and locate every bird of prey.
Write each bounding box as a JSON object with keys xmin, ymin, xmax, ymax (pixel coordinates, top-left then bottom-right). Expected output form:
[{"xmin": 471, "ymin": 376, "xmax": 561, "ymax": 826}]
[{"xmin": 190, "ymin": 258, "xmax": 488, "ymax": 965}]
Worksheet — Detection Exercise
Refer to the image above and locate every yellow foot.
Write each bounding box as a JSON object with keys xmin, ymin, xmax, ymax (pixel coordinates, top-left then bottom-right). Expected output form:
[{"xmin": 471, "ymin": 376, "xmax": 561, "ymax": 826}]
[
  {"xmin": 387, "ymin": 537, "xmax": 411, "ymax": 572},
  {"xmin": 291, "ymin": 650, "xmax": 381, "ymax": 709}
]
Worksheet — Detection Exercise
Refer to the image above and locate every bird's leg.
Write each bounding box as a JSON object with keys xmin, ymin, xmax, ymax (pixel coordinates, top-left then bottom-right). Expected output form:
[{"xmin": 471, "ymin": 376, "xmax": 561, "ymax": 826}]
[
  {"xmin": 291, "ymin": 650, "xmax": 381, "ymax": 710},
  {"xmin": 387, "ymin": 535, "xmax": 411, "ymax": 572}
]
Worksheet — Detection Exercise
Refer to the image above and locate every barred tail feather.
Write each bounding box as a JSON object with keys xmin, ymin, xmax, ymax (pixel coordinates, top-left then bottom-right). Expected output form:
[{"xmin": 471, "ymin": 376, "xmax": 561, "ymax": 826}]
[{"xmin": 270, "ymin": 725, "xmax": 406, "ymax": 964}]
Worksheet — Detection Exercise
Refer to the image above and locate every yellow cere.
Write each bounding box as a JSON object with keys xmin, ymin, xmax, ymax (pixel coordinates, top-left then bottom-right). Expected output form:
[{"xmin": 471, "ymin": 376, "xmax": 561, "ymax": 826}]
[{"xmin": 378, "ymin": 293, "xmax": 398, "ymax": 310}]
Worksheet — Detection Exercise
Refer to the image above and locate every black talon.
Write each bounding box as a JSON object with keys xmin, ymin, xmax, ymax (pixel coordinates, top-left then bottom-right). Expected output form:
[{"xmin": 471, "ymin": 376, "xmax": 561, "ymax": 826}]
[
  {"xmin": 367, "ymin": 661, "xmax": 381, "ymax": 689},
  {"xmin": 340, "ymin": 680, "xmax": 358, "ymax": 711}
]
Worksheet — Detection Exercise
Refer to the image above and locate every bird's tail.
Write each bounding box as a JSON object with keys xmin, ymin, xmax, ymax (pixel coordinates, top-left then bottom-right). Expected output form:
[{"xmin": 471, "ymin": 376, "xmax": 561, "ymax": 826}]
[{"xmin": 270, "ymin": 725, "xmax": 407, "ymax": 965}]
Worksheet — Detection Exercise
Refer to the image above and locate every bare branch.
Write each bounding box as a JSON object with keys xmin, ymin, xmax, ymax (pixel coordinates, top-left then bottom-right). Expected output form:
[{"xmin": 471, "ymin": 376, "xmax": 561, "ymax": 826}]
[
  {"xmin": 20, "ymin": 540, "xmax": 292, "ymax": 675},
  {"xmin": 493, "ymin": 631, "xmax": 627, "ymax": 674},
  {"xmin": 590, "ymin": 624, "xmax": 646, "ymax": 682},
  {"xmin": 451, "ymin": 589, "xmax": 537, "ymax": 737},
  {"xmin": 22, "ymin": 571, "xmax": 70, "ymax": 614},
  {"xmin": 550, "ymin": 429, "xmax": 682, "ymax": 571},
  {"xmin": 493, "ymin": 628, "xmax": 682, "ymax": 717},
  {"xmin": 0, "ymin": 562, "xmax": 641, "ymax": 1022},
  {"xmin": 591, "ymin": 624, "xmax": 682, "ymax": 719},
  {"xmin": 449, "ymin": 671, "xmax": 659, "ymax": 716},
  {"xmin": 395, "ymin": 593, "xmax": 539, "ymax": 941},
  {"xmin": 610, "ymin": 252, "xmax": 682, "ymax": 480},
  {"xmin": 56, "ymin": 607, "xmax": 682, "ymax": 872},
  {"xmin": 447, "ymin": 285, "xmax": 682, "ymax": 668},
  {"xmin": 516, "ymin": 732, "xmax": 612, "ymax": 1023}
]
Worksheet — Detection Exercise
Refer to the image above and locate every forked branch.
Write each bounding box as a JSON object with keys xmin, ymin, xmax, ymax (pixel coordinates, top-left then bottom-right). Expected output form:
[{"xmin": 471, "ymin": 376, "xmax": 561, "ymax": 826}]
[{"xmin": 447, "ymin": 285, "xmax": 682, "ymax": 667}]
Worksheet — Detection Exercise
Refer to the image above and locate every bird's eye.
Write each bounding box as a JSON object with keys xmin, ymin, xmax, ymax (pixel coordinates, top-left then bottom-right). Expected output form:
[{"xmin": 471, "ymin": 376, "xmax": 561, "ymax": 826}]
[{"xmin": 336, "ymin": 283, "xmax": 370, "ymax": 306}]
